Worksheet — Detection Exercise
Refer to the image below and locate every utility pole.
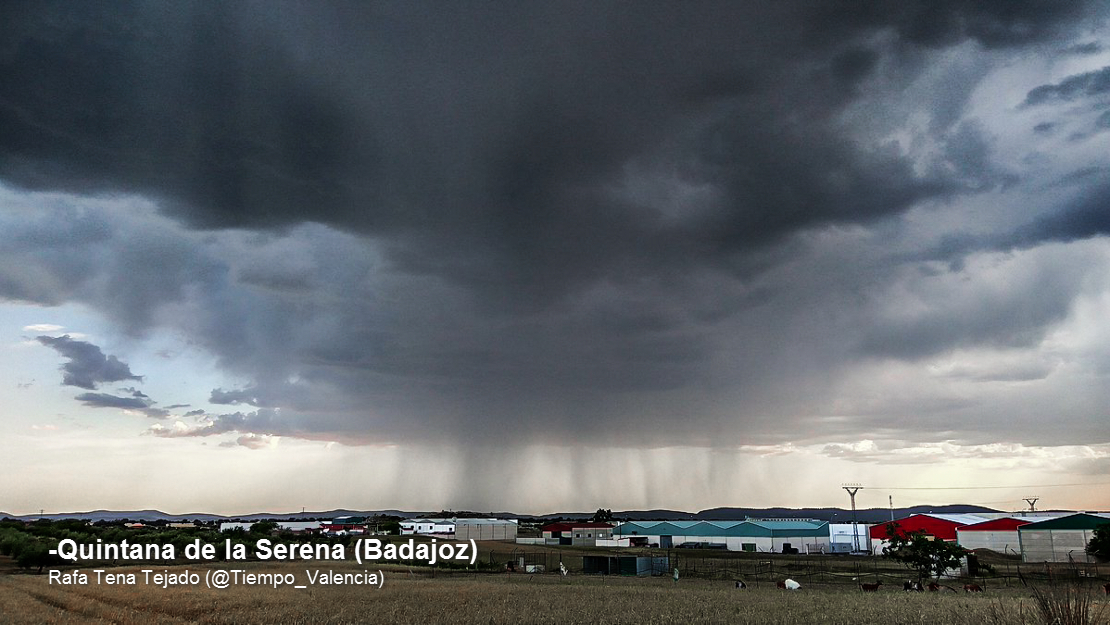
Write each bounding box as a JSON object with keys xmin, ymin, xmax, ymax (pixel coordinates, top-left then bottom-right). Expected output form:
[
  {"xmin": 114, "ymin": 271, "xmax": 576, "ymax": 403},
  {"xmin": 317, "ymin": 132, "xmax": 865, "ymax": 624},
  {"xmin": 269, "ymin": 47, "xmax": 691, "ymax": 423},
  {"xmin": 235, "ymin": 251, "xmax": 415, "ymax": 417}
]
[
  {"xmin": 889, "ymin": 495, "xmax": 894, "ymax": 522},
  {"xmin": 1023, "ymin": 497, "xmax": 1039, "ymax": 513},
  {"xmin": 842, "ymin": 484, "xmax": 862, "ymax": 553}
]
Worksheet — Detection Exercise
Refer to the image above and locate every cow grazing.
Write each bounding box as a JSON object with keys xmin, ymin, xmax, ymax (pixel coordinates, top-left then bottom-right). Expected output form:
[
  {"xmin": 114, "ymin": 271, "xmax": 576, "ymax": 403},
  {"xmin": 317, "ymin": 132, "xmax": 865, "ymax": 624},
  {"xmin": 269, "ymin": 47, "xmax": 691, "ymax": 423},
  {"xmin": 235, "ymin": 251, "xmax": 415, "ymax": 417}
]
[
  {"xmin": 777, "ymin": 579, "xmax": 801, "ymax": 590},
  {"xmin": 927, "ymin": 582, "xmax": 940, "ymax": 592},
  {"xmin": 964, "ymin": 583, "xmax": 984, "ymax": 593},
  {"xmin": 903, "ymin": 580, "xmax": 923, "ymax": 592},
  {"xmin": 734, "ymin": 580, "xmax": 747, "ymax": 589},
  {"xmin": 1102, "ymin": 582, "xmax": 1109, "ymax": 595},
  {"xmin": 860, "ymin": 581, "xmax": 883, "ymax": 592}
]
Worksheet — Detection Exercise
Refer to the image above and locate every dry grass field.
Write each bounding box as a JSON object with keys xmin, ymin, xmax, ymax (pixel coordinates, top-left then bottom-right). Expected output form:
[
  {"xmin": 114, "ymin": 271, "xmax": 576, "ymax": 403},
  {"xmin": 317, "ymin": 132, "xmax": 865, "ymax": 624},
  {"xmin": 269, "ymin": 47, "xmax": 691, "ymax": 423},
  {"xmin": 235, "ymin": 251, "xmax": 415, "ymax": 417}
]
[{"xmin": 1, "ymin": 559, "xmax": 1107, "ymax": 625}]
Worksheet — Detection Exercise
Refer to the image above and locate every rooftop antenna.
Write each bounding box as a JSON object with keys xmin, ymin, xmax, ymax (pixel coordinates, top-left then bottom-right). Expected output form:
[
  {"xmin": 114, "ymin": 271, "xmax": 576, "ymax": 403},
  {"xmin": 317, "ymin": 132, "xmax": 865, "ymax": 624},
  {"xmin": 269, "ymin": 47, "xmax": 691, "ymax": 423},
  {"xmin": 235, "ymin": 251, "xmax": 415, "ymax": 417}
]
[
  {"xmin": 1023, "ymin": 497, "xmax": 1039, "ymax": 513},
  {"xmin": 842, "ymin": 483, "xmax": 862, "ymax": 553}
]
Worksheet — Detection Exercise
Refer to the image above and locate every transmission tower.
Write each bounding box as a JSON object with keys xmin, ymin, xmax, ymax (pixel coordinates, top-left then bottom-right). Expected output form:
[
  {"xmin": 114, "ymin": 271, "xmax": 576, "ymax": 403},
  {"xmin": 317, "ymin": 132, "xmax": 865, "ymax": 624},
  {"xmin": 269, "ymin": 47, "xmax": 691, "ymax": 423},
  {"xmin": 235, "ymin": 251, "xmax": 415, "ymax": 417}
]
[{"xmin": 842, "ymin": 483, "xmax": 863, "ymax": 552}]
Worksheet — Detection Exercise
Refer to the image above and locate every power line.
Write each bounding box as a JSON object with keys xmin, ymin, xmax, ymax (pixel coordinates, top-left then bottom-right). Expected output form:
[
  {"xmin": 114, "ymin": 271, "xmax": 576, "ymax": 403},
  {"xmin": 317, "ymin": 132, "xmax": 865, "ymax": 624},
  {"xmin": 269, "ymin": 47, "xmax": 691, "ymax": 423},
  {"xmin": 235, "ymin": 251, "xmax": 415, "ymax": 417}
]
[{"xmin": 866, "ymin": 481, "xmax": 1110, "ymax": 491}]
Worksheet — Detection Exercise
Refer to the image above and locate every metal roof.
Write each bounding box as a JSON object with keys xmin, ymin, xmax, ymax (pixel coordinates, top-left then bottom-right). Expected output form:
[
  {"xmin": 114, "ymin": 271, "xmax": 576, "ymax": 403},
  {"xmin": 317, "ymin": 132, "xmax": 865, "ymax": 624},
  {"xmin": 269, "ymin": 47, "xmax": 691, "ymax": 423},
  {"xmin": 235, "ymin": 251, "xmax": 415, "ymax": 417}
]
[
  {"xmin": 920, "ymin": 513, "xmax": 991, "ymax": 525},
  {"xmin": 614, "ymin": 519, "xmax": 828, "ymax": 538},
  {"xmin": 957, "ymin": 518, "xmax": 1031, "ymax": 532},
  {"xmin": 1018, "ymin": 513, "xmax": 1110, "ymax": 531}
]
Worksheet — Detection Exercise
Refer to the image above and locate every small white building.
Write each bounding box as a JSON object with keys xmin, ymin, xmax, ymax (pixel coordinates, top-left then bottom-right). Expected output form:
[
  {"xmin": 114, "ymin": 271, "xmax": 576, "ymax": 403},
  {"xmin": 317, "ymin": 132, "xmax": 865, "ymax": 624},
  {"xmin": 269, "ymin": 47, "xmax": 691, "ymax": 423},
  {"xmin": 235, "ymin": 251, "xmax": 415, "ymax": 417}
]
[
  {"xmin": 828, "ymin": 523, "xmax": 871, "ymax": 553},
  {"xmin": 400, "ymin": 518, "xmax": 457, "ymax": 535}
]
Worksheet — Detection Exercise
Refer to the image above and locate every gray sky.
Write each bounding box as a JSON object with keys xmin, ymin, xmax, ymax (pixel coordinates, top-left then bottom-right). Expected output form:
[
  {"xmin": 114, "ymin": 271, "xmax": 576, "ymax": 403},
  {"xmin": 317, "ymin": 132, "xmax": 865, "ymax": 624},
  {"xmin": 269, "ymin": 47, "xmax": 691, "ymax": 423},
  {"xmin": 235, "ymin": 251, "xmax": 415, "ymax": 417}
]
[{"xmin": 2, "ymin": 1, "xmax": 1109, "ymax": 515}]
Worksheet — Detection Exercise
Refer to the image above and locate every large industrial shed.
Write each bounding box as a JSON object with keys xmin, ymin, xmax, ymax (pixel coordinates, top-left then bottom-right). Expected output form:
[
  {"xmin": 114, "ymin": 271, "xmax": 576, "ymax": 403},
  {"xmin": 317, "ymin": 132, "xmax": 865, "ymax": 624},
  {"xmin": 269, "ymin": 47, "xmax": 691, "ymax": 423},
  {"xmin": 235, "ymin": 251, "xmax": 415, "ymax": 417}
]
[
  {"xmin": 869, "ymin": 514, "xmax": 987, "ymax": 552},
  {"xmin": 1018, "ymin": 513, "xmax": 1110, "ymax": 563},
  {"xmin": 612, "ymin": 520, "xmax": 830, "ymax": 553},
  {"xmin": 454, "ymin": 519, "xmax": 518, "ymax": 541},
  {"xmin": 956, "ymin": 518, "xmax": 1030, "ymax": 555}
]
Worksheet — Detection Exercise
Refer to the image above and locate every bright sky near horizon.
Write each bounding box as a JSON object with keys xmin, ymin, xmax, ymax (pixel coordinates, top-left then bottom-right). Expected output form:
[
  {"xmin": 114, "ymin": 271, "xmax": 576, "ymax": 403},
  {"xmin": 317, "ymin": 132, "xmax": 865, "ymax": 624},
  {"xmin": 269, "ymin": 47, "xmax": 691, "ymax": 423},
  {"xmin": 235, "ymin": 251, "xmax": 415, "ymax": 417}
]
[{"xmin": 2, "ymin": 2, "xmax": 1110, "ymax": 516}]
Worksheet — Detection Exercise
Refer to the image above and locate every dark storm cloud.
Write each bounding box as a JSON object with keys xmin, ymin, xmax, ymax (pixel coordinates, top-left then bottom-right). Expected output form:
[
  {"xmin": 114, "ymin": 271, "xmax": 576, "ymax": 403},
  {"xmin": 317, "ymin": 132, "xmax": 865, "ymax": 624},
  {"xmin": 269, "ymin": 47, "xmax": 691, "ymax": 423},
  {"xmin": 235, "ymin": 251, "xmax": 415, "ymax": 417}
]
[
  {"xmin": 3, "ymin": 1, "xmax": 1110, "ymax": 452},
  {"xmin": 1065, "ymin": 42, "xmax": 1103, "ymax": 55},
  {"xmin": 35, "ymin": 335, "xmax": 142, "ymax": 390},
  {"xmin": 1014, "ymin": 182, "xmax": 1110, "ymax": 244},
  {"xmin": 1022, "ymin": 65, "xmax": 1110, "ymax": 107},
  {"xmin": 75, "ymin": 392, "xmax": 148, "ymax": 410},
  {"xmin": 1098, "ymin": 111, "xmax": 1110, "ymax": 130},
  {"xmin": 209, "ymin": 387, "xmax": 262, "ymax": 407},
  {"xmin": 0, "ymin": 0, "xmax": 1100, "ymax": 306},
  {"xmin": 74, "ymin": 392, "xmax": 169, "ymax": 419},
  {"xmin": 802, "ymin": 0, "xmax": 1089, "ymax": 49}
]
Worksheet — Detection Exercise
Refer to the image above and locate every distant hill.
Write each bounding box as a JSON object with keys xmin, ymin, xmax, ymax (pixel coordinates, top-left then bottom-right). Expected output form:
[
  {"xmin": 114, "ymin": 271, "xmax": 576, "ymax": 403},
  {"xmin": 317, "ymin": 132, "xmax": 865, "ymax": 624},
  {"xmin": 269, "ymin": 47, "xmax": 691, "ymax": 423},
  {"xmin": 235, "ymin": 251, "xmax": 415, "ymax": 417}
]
[
  {"xmin": 693, "ymin": 504, "xmax": 1002, "ymax": 523},
  {"xmin": 0, "ymin": 509, "xmax": 423, "ymax": 522},
  {"xmin": 0, "ymin": 503, "xmax": 1040, "ymax": 524}
]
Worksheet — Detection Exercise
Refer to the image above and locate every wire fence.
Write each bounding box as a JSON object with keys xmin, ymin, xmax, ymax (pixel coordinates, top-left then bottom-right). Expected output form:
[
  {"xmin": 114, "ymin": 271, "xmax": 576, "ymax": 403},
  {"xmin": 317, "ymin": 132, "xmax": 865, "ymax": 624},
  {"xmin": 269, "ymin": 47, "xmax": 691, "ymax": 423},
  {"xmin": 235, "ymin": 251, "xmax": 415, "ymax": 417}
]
[{"xmin": 483, "ymin": 548, "xmax": 1110, "ymax": 588}]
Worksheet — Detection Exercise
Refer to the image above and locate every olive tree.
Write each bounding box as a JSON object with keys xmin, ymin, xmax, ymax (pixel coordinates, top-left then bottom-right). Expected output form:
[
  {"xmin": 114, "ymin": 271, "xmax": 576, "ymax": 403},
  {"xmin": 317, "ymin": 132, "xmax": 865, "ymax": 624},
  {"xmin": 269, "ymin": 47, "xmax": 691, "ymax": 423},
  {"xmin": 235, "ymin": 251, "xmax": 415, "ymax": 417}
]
[{"xmin": 882, "ymin": 523, "xmax": 967, "ymax": 580}]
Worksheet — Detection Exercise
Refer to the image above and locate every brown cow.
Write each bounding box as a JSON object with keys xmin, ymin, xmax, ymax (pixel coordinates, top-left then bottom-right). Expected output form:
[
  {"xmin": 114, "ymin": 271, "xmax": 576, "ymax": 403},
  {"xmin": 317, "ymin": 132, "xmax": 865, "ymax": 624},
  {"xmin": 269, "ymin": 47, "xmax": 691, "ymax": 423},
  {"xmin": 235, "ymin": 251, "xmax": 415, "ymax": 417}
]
[
  {"xmin": 1103, "ymin": 582, "xmax": 1109, "ymax": 595},
  {"xmin": 964, "ymin": 583, "xmax": 984, "ymax": 593},
  {"xmin": 860, "ymin": 581, "xmax": 883, "ymax": 592}
]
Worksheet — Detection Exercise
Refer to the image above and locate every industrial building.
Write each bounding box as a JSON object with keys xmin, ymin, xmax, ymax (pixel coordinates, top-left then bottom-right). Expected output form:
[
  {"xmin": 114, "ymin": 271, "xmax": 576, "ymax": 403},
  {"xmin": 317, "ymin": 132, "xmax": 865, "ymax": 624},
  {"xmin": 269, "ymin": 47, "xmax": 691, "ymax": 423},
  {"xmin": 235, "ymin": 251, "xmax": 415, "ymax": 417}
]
[
  {"xmin": 322, "ymin": 516, "xmax": 371, "ymax": 534},
  {"xmin": 399, "ymin": 518, "xmax": 456, "ymax": 535},
  {"xmin": 220, "ymin": 521, "xmax": 323, "ymax": 534},
  {"xmin": 1018, "ymin": 513, "xmax": 1110, "ymax": 563},
  {"xmin": 401, "ymin": 518, "xmax": 518, "ymax": 541},
  {"xmin": 609, "ymin": 519, "xmax": 830, "ymax": 553},
  {"xmin": 955, "ymin": 518, "xmax": 1030, "ymax": 556},
  {"xmin": 454, "ymin": 518, "xmax": 518, "ymax": 541},
  {"xmin": 868, "ymin": 514, "xmax": 989, "ymax": 552},
  {"xmin": 539, "ymin": 522, "xmax": 614, "ymax": 546}
]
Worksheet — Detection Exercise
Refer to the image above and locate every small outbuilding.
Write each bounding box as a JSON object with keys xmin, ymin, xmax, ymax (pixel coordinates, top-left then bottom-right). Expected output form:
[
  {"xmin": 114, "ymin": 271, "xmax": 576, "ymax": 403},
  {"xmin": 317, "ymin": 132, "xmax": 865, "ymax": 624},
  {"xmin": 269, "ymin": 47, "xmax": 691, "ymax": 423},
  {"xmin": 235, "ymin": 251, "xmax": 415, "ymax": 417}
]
[{"xmin": 582, "ymin": 555, "xmax": 670, "ymax": 576}]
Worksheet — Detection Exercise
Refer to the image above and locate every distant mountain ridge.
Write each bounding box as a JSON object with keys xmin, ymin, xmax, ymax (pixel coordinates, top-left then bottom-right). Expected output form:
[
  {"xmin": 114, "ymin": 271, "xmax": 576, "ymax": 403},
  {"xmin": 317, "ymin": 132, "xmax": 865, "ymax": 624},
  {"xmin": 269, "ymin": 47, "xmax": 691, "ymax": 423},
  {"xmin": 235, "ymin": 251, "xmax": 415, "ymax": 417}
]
[{"xmin": 0, "ymin": 504, "xmax": 1021, "ymax": 523}]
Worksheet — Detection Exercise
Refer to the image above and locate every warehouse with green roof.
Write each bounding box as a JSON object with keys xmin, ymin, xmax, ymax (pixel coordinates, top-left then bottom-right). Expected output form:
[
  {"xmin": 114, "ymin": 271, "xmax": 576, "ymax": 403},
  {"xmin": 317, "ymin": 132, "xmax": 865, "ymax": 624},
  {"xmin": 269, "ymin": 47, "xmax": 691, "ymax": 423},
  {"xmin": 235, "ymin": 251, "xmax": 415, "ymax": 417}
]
[
  {"xmin": 1018, "ymin": 513, "xmax": 1110, "ymax": 563},
  {"xmin": 610, "ymin": 519, "xmax": 831, "ymax": 553}
]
